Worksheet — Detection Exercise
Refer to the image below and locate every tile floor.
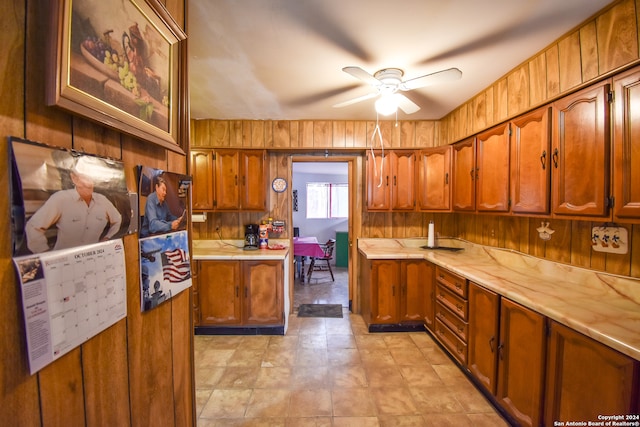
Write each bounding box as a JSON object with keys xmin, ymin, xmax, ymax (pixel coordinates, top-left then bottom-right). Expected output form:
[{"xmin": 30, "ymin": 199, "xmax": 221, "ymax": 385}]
[{"xmin": 194, "ymin": 266, "xmax": 510, "ymax": 426}]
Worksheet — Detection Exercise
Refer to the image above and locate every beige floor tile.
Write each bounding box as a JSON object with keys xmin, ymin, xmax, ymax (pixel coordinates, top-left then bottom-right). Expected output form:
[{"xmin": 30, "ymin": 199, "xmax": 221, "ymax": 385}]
[
  {"xmin": 365, "ymin": 365, "xmax": 406, "ymax": 388},
  {"xmin": 195, "ymin": 389, "xmax": 212, "ymax": 418},
  {"xmin": 398, "ymin": 365, "xmax": 443, "ymax": 388},
  {"xmin": 327, "ymin": 334, "xmax": 357, "ymax": 349},
  {"xmin": 466, "ymin": 412, "xmax": 511, "ymax": 426},
  {"xmin": 295, "ymin": 347, "xmax": 328, "ymax": 366},
  {"xmin": 449, "ymin": 384, "xmax": 495, "ymax": 413},
  {"xmin": 378, "ymin": 415, "xmax": 428, "ymax": 427},
  {"xmin": 360, "ymin": 349, "xmax": 398, "ymax": 367},
  {"xmin": 254, "ymin": 366, "xmax": 292, "ymax": 388},
  {"xmin": 389, "ymin": 347, "xmax": 429, "ymax": 366},
  {"xmin": 409, "ymin": 386, "xmax": 465, "ymax": 414},
  {"xmin": 332, "ymin": 416, "xmax": 381, "ymax": 427},
  {"xmin": 423, "ymin": 413, "xmax": 473, "ymax": 427},
  {"xmin": 331, "ymin": 365, "xmax": 368, "ymax": 388},
  {"xmin": 262, "ymin": 347, "xmax": 297, "ymax": 367},
  {"xmin": 284, "ymin": 416, "xmax": 332, "ymax": 427},
  {"xmin": 370, "ymin": 387, "xmax": 419, "ymax": 416},
  {"xmin": 228, "ymin": 348, "xmax": 267, "ymax": 367},
  {"xmin": 268, "ymin": 335, "xmax": 299, "ymax": 350},
  {"xmin": 298, "ymin": 334, "xmax": 328, "ymax": 349},
  {"xmin": 197, "ymin": 348, "xmax": 236, "ymax": 368},
  {"xmin": 431, "ymin": 364, "xmax": 472, "ymax": 387},
  {"xmin": 328, "ymin": 348, "xmax": 361, "ymax": 366},
  {"xmin": 290, "ymin": 365, "xmax": 330, "ymax": 390},
  {"xmin": 195, "ymin": 366, "xmax": 225, "ymax": 388},
  {"xmin": 199, "ymin": 389, "xmax": 252, "ymax": 419},
  {"xmin": 383, "ymin": 334, "xmax": 419, "ymax": 349},
  {"xmin": 355, "ymin": 334, "xmax": 389, "ymax": 350},
  {"xmin": 332, "ymin": 388, "xmax": 377, "ymax": 417},
  {"xmin": 216, "ymin": 366, "xmax": 260, "ymax": 389},
  {"xmin": 244, "ymin": 389, "xmax": 291, "ymax": 418},
  {"xmin": 288, "ymin": 388, "xmax": 332, "ymax": 417}
]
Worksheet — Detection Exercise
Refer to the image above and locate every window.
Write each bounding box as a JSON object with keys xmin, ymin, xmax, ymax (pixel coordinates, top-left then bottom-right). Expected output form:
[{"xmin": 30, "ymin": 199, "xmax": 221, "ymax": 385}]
[{"xmin": 306, "ymin": 183, "xmax": 348, "ymax": 219}]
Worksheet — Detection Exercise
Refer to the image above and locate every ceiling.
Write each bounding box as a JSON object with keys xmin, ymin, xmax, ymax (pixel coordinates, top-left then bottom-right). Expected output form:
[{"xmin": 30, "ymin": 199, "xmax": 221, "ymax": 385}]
[{"xmin": 187, "ymin": 0, "xmax": 614, "ymax": 121}]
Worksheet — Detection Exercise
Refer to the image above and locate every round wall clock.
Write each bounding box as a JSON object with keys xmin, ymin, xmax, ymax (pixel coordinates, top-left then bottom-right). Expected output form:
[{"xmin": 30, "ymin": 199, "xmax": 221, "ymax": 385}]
[{"xmin": 272, "ymin": 177, "xmax": 287, "ymax": 193}]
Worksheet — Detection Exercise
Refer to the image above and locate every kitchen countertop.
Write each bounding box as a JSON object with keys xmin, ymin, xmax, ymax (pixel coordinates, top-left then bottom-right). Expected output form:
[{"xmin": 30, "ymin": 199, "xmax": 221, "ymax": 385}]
[
  {"xmin": 358, "ymin": 237, "xmax": 640, "ymax": 362},
  {"xmin": 192, "ymin": 239, "xmax": 290, "ymax": 260}
]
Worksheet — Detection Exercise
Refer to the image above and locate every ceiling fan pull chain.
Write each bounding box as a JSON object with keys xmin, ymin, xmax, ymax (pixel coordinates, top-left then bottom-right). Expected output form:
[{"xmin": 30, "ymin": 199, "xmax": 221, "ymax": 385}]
[{"xmin": 370, "ymin": 117, "xmax": 385, "ymax": 188}]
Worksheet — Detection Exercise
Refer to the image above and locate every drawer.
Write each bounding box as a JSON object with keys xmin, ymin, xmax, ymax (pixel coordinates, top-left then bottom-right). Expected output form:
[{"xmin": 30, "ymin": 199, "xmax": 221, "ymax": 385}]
[
  {"xmin": 436, "ymin": 266, "xmax": 467, "ymax": 298},
  {"xmin": 436, "ymin": 301, "xmax": 468, "ymax": 342},
  {"xmin": 435, "ymin": 318, "xmax": 467, "ymax": 365},
  {"xmin": 436, "ymin": 283, "xmax": 468, "ymax": 321}
]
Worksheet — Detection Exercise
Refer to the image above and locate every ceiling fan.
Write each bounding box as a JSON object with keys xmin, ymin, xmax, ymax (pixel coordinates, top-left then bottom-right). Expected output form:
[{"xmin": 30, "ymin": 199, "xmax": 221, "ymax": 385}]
[{"xmin": 333, "ymin": 66, "xmax": 462, "ymax": 115}]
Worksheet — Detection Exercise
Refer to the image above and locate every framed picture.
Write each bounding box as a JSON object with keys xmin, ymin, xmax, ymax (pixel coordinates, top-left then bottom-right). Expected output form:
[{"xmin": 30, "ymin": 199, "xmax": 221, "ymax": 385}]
[{"xmin": 47, "ymin": 0, "xmax": 187, "ymax": 153}]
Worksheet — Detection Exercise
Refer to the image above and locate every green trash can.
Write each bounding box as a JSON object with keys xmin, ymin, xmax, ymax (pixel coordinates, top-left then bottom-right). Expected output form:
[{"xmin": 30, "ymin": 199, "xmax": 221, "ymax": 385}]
[{"xmin": 335, "ymin": 232, "xmax": 349, "ymax": 267}]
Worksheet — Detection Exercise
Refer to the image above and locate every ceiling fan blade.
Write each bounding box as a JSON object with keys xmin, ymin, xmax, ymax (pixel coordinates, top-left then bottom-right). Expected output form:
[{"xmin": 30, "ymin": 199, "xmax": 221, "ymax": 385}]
[
  {"xmin": 396, "ymin": 94, "xmax": 420, "ymax": 114},
  {"xmin": 401, "ymin": 68, "xmax": 462, "ymax": 91},
  {"xmin": 342, "ymin": 66, "xmax": 381, "ymax": 86},
  {"xmin": 332, "ymin": 92, "xmax": 379, "ymax": 108}
]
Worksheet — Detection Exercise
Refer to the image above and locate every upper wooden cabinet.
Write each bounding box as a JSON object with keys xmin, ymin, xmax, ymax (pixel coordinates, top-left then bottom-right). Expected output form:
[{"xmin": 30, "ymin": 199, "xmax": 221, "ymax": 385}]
[
  {"xmin": 417, "ymin": 146, "xmax": 452, "ymax": 211},
  {"xmin": 366, "ymin": 150, "xmax": 415, "ymax": 211},
  {"xmin": 476, "ymin": 123, "xmax": 511, "ymax": 212},
  {"xmin": 215, "ymin": 149, "xmax": 267, "ymax": 211},
  {"xmin": 190, "ymin": 150, "xmax": 215, "ymax": 210},
  {"xmin": 510, "ymin": 106, "xmax": 551, "ymax": 214},
  {"xmin": 613, "ymin": 66, "xmax": 640, "ymax": 222},
  {"xmin": 551, "ymin": 82, "xmax": 611, "ymax": 217},
  {"xmin": 452, "ymin": 137, "xmax": 476, "ymax": 211}
]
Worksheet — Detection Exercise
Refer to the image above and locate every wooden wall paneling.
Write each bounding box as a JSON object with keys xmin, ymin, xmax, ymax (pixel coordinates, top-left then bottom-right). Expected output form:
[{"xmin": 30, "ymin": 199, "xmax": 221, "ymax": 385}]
[
  {"xmin": 1, "ymin": 2, "xmax": 24, "ymax": 135},
  {"xmin": 300, "ymin": 121, "xmax": 314, "ymax": 148},
  {"xmin": 264, "ymin": 120, "xmax": 274, "ymax": 148},
  {"xmin": 82, "ymin": 321, "xmax": 131, "ymax": 427},
  {"xmin": 313, "ymin": 121, "xmax": 332, "ymax": 148},
  {"xmin": 39, "ymin": 350, "xmax": 86, "ymax": 426},
  {"xmin": 273, "ymin": 121, "xmax": 291, "ymax": 148},
  {"xmin": 289, "ymin": 121, "xmax": 300, "ymax": 148},
  {"xmin": 586, "ymin": 223, "xmax": 605, "ymax": 272},
  {"xmin": 558, "ymin": 32, "xmax": 583, "ymax": 92},
  {"xmin": 171, "ymin": 290, "xmax": 195, "ymax": 427},
  {"xmin": 503, "ymin": 216, "xmax": 526, "ymax": 253},
  {"xmin": 459, "ymin": 103, "xmax": 470, "ymax": 140},
  {"xmin": 344, "ymin": 121, "xmax": 355, "ymax": 147},
  {"xmin": 580, "ymin": 21, "xmax": 600, "ymax": 82},
  {"xmin": 436, "ymin": 212, "xmax": 457, "ymax": 238},
  {"xmin": 399, "ymin": 121, "xmax": 415, "ymax": 148},
  {"xmin": 570, "ymin": 220, "xmax": 597, "ymax": 269},
  {"xmin": 529, "ymin": 53, "xmax": 548, "ymax": 107},
  {"xmin": 333, "ymin": 121, "xmax": 346, "ymax": 148},
  {"xmin": 494, "ymin": 78, "xmax": 509, "ymax": 124},
  {"xmin": 241, "ymin": 120, "xmax": 252, "ymax": 147},
  {"xmin": 528, "ymin": 217, "xmax": 547, "ymax": 259},
  {"xmin": 596, "ymin": 0, "xmax": 638, "ymax": 74},
  {"xmin": 405, "ymin": 212, "xmax": 423, "ymax": 237},
  {"xmin": 391, "ymin": 212, "xmax": 406, "ymax": 237},
  {"xmin": 415, "ymin": 120, "xmax": 436, "ymax": 147},
  {"xmin": 631, "ymin": 224, "xmax": 640, "ymax": 277},
  {"xmin": 472, "ymin": 93, "xmax": 487, "ymax": 134},
  {"xmin": 543, "ymin": 219, "xmax": 572, "ymax": 264},
  {"xmin": 191, "ymin": 120, "xmax": 210, "ymax": 147},
  {"xmin": 73, "ymin": 120, "xmax": 122, "ymax": 158},
  {"xmin": 353, "ymin": 121, "xmax": 368, "ymax": 148},
  {"xmin": 366, "ymin": 212, "xmax": 387, "ymax": 237},
  {"xmin": 507, "ymin": 64, "xmax": 530, "ymax": 117},
  {"xmin": 546, "ymin": 45, "xmax": 561, "ymax": 98},
  {"xmin": 210, "ymin": 120, "xmax": 229, "ymax": 147},
  {"xmin": 230, "ymin": 120, "xmax": 243, "ymax": 147},
  {"xmin": 251, "ymin": 120, "xmax": 265, "ymax": 148}
]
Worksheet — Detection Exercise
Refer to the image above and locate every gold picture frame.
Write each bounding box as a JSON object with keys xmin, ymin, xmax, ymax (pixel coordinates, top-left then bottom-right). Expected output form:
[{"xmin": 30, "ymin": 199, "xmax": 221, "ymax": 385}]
[{"xmin": 47, "ymin": 0, "xmax": 187, "ymax": 153}]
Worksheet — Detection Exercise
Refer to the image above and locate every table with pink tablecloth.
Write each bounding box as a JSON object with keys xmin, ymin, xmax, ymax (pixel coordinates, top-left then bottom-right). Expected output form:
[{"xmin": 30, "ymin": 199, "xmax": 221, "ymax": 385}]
[{"xmin": 293, "ymin": 237, "xmax": 325, "ymax": 282}]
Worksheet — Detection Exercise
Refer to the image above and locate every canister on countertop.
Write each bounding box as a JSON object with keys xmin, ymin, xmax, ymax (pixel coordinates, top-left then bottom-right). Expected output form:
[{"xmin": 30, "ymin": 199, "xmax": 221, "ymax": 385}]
[{"xmin": 259, "ymin": 223, "xmax": 269, "ymax": 249}]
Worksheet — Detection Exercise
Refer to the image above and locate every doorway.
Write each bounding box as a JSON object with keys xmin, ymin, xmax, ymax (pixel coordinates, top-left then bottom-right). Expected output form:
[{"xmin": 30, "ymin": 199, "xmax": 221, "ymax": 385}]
[{"xmin": 291, "ymin": 157, "xmax": 357, "ymax": 311}]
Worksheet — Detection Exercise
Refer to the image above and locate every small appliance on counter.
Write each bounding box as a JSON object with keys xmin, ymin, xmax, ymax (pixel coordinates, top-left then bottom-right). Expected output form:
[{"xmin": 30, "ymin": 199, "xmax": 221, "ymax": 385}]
[{"xmin": 244, "ymin": 224, "xmax": 259, "ymax": 250}]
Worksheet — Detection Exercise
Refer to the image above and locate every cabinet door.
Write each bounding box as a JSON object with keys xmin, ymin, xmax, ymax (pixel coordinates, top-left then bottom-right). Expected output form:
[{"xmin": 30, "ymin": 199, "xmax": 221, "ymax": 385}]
[
  {"xmin": 190, "ymin": 150, "xmax": 214, "ymax": 210},
  {"xmin": 496, "ymin": 299, "xmax": 546, "ymax": 427},
  {"xmin": 417, "ymin": 146, "xmax": 451, "ymax": 211},
  {"xmin": 452, "ymin": 137, "xmax": 476, "ymax": 211},
  {"xmin": 476, "ymin": 123, "xmax": 510, "ymax": 212},
  {"xmin": 391, "ymin": 151, "xmax": 416, "ymax": 210},
  {"xmin": 552, "ymin": 82, "xmax": 611, "ymax": 217},
  {"xmin": 366, "ymin": 151, "xmax": 391, "ymax": 210},
  {"xmin": 241, "ymin": 150, "xmax": 267, "ymax": 210},
  {"xmin": 199, "ymin": 261, "xmax": 242, "ymax": 325},
  {"xmin": 545, "ymin": 321, "xmax": 640, "ymax": 424},
  {"xmin": 468, "ymin": 282, "xmax": 500, "ymax": 395},
  {"xmin": 400, "ymin": 260, "xmax": 433, "ymax": 323},
  {"xmin": 511, "ymin": 106, "xmax": 551, "ymax": 214},
  {"xmin": 370, "ymin": 260, "xmax": 400, "ymax": 323},
  {"xmin": 613, "ymin": 67, "xmax": 640, "ymax": 221},
  {"xmin": 243, "ymin": 261, "xmax": 283, "ymax": 325},
  {"xmin": 214, "ymin": 149, "xmax": 240, "ymax": 210}
]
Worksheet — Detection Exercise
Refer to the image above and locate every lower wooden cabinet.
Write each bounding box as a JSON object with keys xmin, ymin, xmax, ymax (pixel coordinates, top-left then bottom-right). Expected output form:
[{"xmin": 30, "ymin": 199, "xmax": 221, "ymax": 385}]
[
  {"xmin": 468, "ymin": 282, "xmax": 546, "ymax": 427},
  {"xmin": 196, "ymin": 260, "xmax": 283, "ymax": 327},
  {"xmin": 360, "ymin": 256, "xmax": 434, "ymax": 328},
  {"xmin": 544, "ymin": 321, "xmax": 640, "ymax": 424}
]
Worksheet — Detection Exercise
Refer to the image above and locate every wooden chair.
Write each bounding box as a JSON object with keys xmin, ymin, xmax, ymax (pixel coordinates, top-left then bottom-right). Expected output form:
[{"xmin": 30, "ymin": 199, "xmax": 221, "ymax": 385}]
[{"xmin": 307, "ymin": 239, "xmax": 336, "ymax": 282}]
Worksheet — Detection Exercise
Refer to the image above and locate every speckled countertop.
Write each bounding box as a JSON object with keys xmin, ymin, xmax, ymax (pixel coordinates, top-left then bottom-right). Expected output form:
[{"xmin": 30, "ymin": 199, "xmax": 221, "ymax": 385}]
[
  {"xmin": 358, "ymin": 237, "xmax": 640, "ymax": 361},
  {"xmin": 192, "ymin": 239, "xmax": 290, "ymax": 260}
]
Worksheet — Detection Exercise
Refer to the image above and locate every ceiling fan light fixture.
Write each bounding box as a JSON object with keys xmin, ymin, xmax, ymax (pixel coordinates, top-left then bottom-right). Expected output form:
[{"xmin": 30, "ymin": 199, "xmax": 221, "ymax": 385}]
[{"xmin": 375, "ymin": 93, "xmax": 399, "ymax": 116}]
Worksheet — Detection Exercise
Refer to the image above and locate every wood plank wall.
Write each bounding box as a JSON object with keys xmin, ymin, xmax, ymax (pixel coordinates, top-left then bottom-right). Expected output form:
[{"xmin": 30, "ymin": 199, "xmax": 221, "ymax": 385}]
[
  {"xmin": 190, "ymin": 0, "xmax": 640, "ymax": 279},
  {"xmin": 0, "ymin": 1, "xmax": 194, "ymax": 426}
]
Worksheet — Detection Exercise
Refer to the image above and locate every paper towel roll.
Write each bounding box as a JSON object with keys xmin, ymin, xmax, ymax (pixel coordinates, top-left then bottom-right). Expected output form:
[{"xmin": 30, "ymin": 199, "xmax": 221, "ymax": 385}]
[{"xmin": 428, "ymin": 221, "xmax": 435, "ymax": 248}]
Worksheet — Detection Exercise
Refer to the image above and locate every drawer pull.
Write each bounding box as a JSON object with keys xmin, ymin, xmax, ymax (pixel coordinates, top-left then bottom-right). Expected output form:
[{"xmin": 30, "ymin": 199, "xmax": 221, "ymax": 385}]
[
  {"xmin": 489, "ymin": 336, "xmax": 495, "ymax": 352},
  {"xmin": 438, "ymin": 329, "xmax": 445, "ymax": 336},
  {"xmin": 457, "ymin": 345, "xmax": 463, "ymax": 354},
  {"xmin": 456, "ymin": 304, "xmax": 463, "ymax": 312},
  {"xmin": 457, "ymin": 325, "xmax": 464, "ymax": 333},
  {"xmin": 439, "ymin": 274, "xmax": 445, "ymax": 280},
  {"xmin": 455, "ymin": 282, "xmax": 461, "ymax": 290}
]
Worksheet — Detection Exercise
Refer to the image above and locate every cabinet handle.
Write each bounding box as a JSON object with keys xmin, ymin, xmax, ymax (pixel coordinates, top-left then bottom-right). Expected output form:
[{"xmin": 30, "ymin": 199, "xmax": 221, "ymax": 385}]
[
  {"xmin": 235, "ymin": 175, "xmax": 238, "ymax": 185},
  {"xmin": 386, "ymin": 176, "xmax": 389, "ymax": 186},
  {"xmin": 236, "ymin": 286, "xmax": 240, "ymax": 298},
  {"xmin": 552, "ymin": 148, "xmax": 559, "ymax": 168},
  {"xmin": 455, "ymin": 282, "xmax": 461, "ymax": 290},
  {"xmin": 393, "ymin": 175, "xmax": 397, "ymax": 186},
  {"xmin": 498, "ymin": 342, "xmax": 504, "ymax": 360},
  {"xmin": 540, "ymin": 150, "xmax": 547, "ymax": 170},
  {"xmin": 489, "ymin": 336, "xmax": 495, "ymax": 352},
  {"xmin": 445, "ymin": 172, "xmax": 449, "ymax": 185},
  {"xmin": 470, "ymin": 169, "xmax": 475, "ymax": 180},
  {"xmin": 438, "ymin": 328, "xmax": 445, "ymax": 336},
  {"xmin": 456, "ymin": 304, "xmax": 463, "ymax": 312},
  {"xmin": 457, "ymin": 325, "xmax": 464, "ymax": 333}
]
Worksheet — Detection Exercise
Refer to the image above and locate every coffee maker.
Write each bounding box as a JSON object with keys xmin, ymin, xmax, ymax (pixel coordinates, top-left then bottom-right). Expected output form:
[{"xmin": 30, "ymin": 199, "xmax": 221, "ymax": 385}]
[{"xmin": 244, "ymin": 224, "xmax": 259, "ymax": 250}]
